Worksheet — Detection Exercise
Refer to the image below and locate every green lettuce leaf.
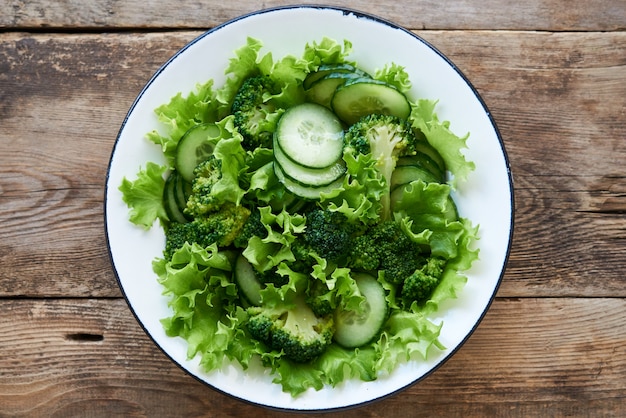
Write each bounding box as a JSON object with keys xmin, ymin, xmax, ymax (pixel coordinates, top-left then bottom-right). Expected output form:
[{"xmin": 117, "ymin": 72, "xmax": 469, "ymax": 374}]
[
  {"xmin": 374, "ymin": 310, "xmax": 444, "ymax": 374},
  {"xmin": 321, "ymin": 152, "xmax": 386, "ymax": 224},
  {"xmin": 422, "ymin": 218, "xmax": 479, "ymax": 314},
  {"xmin": 146, "ymin": 80, "xmax": 218, "ymax": 165},
  {"xmin": 208, "ymin": 119, "xmax": 248, "ymax": 206},
  {"xmin": 394, "ymin": 180, "xmax": 465, "ymax": 259},
  {"xmin": 411, "ymin": 99, "xmax": 475, "ymax": 185},
  {"xmin": 374, "ymin": 63, "xmax": 412, "ymax": 93},
  {"xmin": 301, "ymin": 37, "xmax": 354, "ymax": 70},
  {"xmin": 118, "ymin": 162, "xmax": 168, "ymax": 228},
  {"xmin": 309, "ymin": 255, "xmax": 364, "ymax": 312},
  {"xmin": 243, "ymin": 207, "xmax": 306, "ymax": 272},
  {"xmin": 154, "ymin": 243, "xmax": 240, "ymax": 368}
]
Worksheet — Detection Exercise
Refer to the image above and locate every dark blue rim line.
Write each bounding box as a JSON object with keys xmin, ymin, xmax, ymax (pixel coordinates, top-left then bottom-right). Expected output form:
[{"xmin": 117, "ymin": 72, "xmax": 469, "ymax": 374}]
[{"xmin": 104, "ymin": 4, "xmax": 515, "ymax": 414}]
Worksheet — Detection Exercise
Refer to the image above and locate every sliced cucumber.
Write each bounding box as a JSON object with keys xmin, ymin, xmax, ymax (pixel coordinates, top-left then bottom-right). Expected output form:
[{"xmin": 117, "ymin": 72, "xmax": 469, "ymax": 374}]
[
  {"xmin": 303, "ymin": 63, "xmax": 371, "ymax": 90},
  {"xmin": 414, "ymin": 140, "xmax": 446, "ymax": 174},
  {"xmin": 234, "ymin": 254, "xmax": 262, "ymax": 306},
  {"xmin": 305, "ymin": 72, "xmax": 363, "ymax": 108},
  {"xmin": 163, "ymin": 171, "xmax": 189, "ymax": 224},
  {"xmin": 273, "ymin": 137, "xmax": 346, "ymax": 187},
  {"xmin": 443, "ymin": 195, "xmax": 459, "ymax": 221},
  {"xmin": 334, "ymin": 273, "xmax": 387, "ymax": 348},
  {"xmin": 391, "ymin": 165, "xmax": 440, "ymax": 190},
  {"xmin": 274, "ymin": 162, "xmax": 344, "ymax": 200},
  {"xmin": 173, "ymin": 172, "xmax": 193, "ymax": 220},
  {"xmin": 331, "ymin": 78, "xmax": 411, "ymax": 125},
  {"xmin": 274, "ymin": 103, "xmax": 344, "ymax": 169},
  {"xmin": 175, "ymin": 123, "xmax": 221, "ymax": 182},
  {"xmin": 397, "ymin": 152, "xmax": 446, "ymax": 183}
]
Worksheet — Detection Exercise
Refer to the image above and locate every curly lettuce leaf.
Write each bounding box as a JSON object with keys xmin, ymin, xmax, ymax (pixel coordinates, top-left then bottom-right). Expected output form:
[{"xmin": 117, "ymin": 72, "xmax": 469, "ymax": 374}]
[
  {"xmin": 309, "ymin": 255, "xmax": 364, "ymax": 312},
  {"xmin": 422, "ymin": 218, "xmax": 479, "ymax": 314},
  {"xmin": 209, "ymin": 119, "xmax": 248, "ymax": 206},
  {"xmin": 146, "ymin": 80, "xmax": 218, "ymax": 165},
  {"xmin": 302, "ymin": 37, "xmax": 354, "ymax": 70},
  {"xmin": 374, "ymin": 310, "xmax": 445, "ymax": 374},
  {"xmin": 215, "ymin": 37, "xmax": 274, "ymax": 111},
  {"xmin": 243, "ymin": 207, "xmax": 306, "ymax": 272},
  {"xmin": 272, "ymin": 343, "xmax": 379, "ymax": 397},
  {"xmin": 374, "ymin": 63, "xmax": 412, "ymax": 94},
  {"xmin": 393, "ymin": 180, "xmax": 468, "ymax": 260},
  {"xmin": 411, "ymin": 99, "xmax": 475, "ymax": 185},
  {"xmin": 154, "ymin": 243, "xmax": 240, "ymax": 368},
  {"xmin": 321, "ymin": 152, "xmax": 385, "ymax": 224},
  {"xmin": 118, "ymin": 162, "xmax": 168, "ymax": 228}
]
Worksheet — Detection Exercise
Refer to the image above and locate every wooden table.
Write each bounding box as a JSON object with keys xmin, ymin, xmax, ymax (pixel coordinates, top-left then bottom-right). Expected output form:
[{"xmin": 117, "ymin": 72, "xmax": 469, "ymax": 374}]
[{"xmin": 1, "ymin": 1, "xmax": 624, "ymax": 416}]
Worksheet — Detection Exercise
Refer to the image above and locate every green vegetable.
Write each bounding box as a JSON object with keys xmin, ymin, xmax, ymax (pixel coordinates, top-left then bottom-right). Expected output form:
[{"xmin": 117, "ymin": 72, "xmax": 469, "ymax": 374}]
[
  {"xmin": 334, "ymin": 273, "xmax": 387, "ymax": 348},
  {"xmin": 343, "ymin": 114, "xmax": 420, "ymax": 220},
  {"xmin": 348, "ymin": 219, "xmax": 425, "ymax": 283},
  {"xmin": 119, "ymin": 162, "xmax": 168, "ymax": 229},
  {"xmin": 164, "ymin": 203, "xmax": 250, "ymax": 260},
  {"xmin": 119, "ymin": 36, "xmax": 480, "ymax": 397},
  {"xmin": 331, "ymin": 78, "xmax": 412, "ymax": 125},
  {"xmin": 303, "ymin": 209, "xmax": 359, "ymax": 263},
  {"xmin": 231, "ymin": 75, "xmax": 283, "ymax": 151},
  {"xmin": 401, "ymin": 257, "xmax": 446, "ymax": 307},
  {"xmin": 247, "ymin": 294, "xmax": 334, "ymax": 363}
]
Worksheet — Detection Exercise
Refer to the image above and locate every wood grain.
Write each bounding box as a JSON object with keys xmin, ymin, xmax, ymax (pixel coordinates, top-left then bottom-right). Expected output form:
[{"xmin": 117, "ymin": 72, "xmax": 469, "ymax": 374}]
[
  {"xmin": 1, "ymin": 31, "xmax": 624, "ymax": 297},
  {"xmin": 1, "ymin": 0, "xmax": 625, "ymax": 31},
  {"xmin": 1, "ymin": 1, "xmax": 625, "ymax": 415},
  {"xmin": 0, "ymin": 298, "xmax": 623, "ymax": 417}
]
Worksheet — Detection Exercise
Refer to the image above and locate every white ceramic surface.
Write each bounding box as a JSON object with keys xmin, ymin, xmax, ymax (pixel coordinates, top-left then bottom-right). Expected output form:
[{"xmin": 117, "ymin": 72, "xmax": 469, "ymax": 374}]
[{"xmin": 105, "ymin": 6, "xmax": 514, "ymax": 412}]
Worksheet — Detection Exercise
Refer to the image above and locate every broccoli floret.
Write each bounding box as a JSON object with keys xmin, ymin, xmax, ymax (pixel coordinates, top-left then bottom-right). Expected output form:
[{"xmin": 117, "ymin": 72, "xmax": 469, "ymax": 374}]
[
  {"xmin": 287, "ymin": 236, "xmax": 318, "ymax": 274},
  {"xmin": 305, "ymin": 279, "xmax": 336, "ymax": 317},
  {"xmin": 185, "ymin": 156, "xmax": 224, "ymax": 217},
  {"xmin": 247, "ymin": 296, "xmax": 335, "ymax": 363},
  {"xmin": 231, "ymin": 75, "xmax": 282, "ymax": 151},
  {"xmin": 401, "ymin": 257, "xmax": 447, "ymax": 305},
  {"xmin": 233, "ymin": 208, "xmax": 267, "ymax": 248},
  {"xmin": 344, "ymin": 114, "xmax": 418, "ymax": 220},
  {"xmin": 255, "ymin": 266, "xmax": 289, "ymax": 288},
  {"xmin": 348, "ymin": 220, "xmax": 425, "ymax": 284},
  {"xmin": 303, "ymin": 209, "xmax": 360, "ymax": 263},
  {"xmin": 164, "ymin": 203, "xmax": 251, "ymax": 260}
]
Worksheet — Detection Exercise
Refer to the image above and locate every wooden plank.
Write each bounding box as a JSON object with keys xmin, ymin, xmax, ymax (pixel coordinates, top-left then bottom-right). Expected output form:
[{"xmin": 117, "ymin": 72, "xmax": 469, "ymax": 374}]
[
  {"xmin": 1, "ymin": 0, "xmax": 625, "ymax": 31},
  {"xmin": 417, "ymin": 31, "xmax": 626, "ymax": 297},
  {"xmin": 1, "ymin": 31, "xmax": 624, "ymax": 297},
  {"xmin": 0, "ymin": 298, "xmax": 623, "ymax": 416}
]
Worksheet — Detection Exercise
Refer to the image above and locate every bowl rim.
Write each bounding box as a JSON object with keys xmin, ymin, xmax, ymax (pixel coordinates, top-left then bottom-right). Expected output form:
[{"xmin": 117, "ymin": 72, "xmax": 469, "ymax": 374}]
[{"xmin": 104, "ymin": 4, "xmax": 515, "ymax": 412}]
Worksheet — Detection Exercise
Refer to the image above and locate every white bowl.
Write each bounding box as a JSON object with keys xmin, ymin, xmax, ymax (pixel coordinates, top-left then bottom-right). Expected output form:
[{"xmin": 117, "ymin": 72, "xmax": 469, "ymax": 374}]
[{"xmin": 105, "ymin": 5, "xmax": 514, "ymax": 412}]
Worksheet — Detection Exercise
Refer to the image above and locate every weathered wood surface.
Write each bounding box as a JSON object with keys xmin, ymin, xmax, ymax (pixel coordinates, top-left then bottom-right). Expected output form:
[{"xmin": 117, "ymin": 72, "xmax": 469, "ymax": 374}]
[
  {"xmin": 1, "ymin": 0, "xmax": 625, "ymax": 31},
  {"xmin": 0, "ymin": 298, "xmax": 623, "ymax": 417},
  {"xmin": 1, "ymin": 31, "xmax": 625, "ymax": 298},
  {"xmin": 1, "ymin": 1, "xmax": 625, "ymax": 415}
]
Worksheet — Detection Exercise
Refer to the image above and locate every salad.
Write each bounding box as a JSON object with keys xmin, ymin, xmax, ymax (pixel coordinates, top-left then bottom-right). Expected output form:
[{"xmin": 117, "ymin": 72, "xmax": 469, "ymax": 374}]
[{"xmin": 119, "ymin": 37, "xmax": 479, "ymax": 396}]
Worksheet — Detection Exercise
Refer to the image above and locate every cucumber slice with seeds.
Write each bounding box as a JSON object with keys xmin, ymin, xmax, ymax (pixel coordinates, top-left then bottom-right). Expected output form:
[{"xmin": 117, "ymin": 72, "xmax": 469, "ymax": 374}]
[
  {"xmin": 334, "ymin": 273, "xmax": 387, "ymax": 348},
  {"xmin": 274, "ymin": 162, "xmax": 344, "ymax": 200},
  {"xmin": 305, "ymin": 72, "xmax": 363, "ymax": 108},
  {"xmin": 175, "ymin": 123, "xmax": 221, "ymax": 182},
  {"xmin": 274, "ymin": 103, "xmax": 344, "ymax": 169},
  {"xmin": 331, "ymin": 78, "xmax": 411, "ymax": 125},
  {"xmin": 273, "ymin": 136, "xmax": 346, "ymax": 187}
]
